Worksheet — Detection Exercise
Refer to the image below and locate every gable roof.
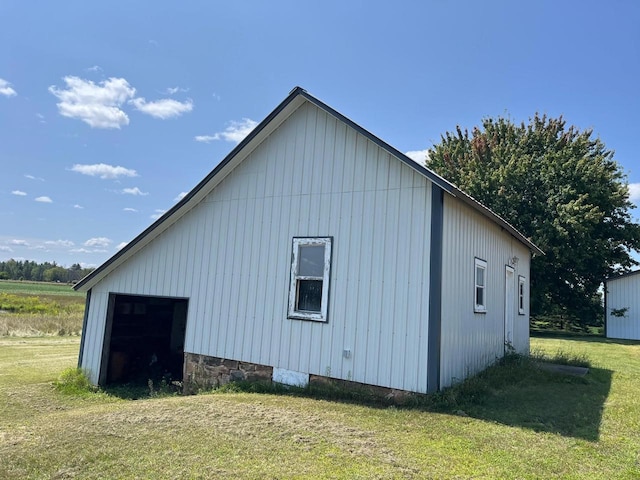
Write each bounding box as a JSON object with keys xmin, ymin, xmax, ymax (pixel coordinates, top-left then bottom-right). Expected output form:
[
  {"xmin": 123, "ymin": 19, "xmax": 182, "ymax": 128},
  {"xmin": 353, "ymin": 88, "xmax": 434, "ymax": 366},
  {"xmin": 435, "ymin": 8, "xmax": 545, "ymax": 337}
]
[{"xmin": 74, "ymin": 87, "xmax": 543, "ymax": 292}]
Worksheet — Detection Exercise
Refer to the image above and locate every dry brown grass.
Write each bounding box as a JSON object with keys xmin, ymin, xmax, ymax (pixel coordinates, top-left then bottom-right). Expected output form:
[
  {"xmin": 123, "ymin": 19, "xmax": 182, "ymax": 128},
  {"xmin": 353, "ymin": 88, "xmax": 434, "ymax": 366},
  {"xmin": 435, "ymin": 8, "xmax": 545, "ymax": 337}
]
[{"xmin": 0, "ymin": 313, "xmax": 83, "ymax": 336}]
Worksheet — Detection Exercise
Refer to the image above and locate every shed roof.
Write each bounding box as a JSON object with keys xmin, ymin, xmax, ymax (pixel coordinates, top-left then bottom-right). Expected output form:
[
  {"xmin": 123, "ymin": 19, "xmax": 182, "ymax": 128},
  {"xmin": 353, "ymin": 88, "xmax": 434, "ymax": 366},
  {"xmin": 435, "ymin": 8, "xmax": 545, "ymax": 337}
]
[
  {"xmin": 74, "ymin": 87, "xmax": 543, "ymax": 292},
  {"xmin": 605, "ymin": 269, "xmax": 640, "ymax": 283}
]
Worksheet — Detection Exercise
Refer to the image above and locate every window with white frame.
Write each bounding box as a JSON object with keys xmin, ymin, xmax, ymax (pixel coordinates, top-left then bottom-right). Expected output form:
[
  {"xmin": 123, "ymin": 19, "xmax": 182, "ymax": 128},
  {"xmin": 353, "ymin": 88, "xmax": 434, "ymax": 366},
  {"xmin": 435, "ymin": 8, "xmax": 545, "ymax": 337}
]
[
  {"xmin": 474, "ymin": 258, "xmax": 487, "ymax": 313},
  {"xmin": 288, "ymin": 237, "xmax": 332, "ymax": 322},
  {"xmin": 518, "ymin": 275, "xmax": 526, "ymax": 315}
]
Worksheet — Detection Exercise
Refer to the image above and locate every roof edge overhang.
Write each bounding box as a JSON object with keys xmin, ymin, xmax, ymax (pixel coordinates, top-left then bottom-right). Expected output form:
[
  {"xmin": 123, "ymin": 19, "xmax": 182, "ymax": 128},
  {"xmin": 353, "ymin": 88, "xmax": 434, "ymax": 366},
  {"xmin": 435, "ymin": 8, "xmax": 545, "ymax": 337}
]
[{"xmin": 75, "ymin": 86, "xmax": 542, "ymax": 291}]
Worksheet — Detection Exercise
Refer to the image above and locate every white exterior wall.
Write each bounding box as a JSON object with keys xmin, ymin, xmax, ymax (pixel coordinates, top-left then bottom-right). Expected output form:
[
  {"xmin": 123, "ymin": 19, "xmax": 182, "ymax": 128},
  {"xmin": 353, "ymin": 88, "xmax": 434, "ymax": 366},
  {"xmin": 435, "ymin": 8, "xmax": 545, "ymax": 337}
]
[
  {"xmin": 606, "ymin": 274, "xmax": 640, "ymax": 340},
  {"xmin": 439, "ymin": 194, "xmax": 530, "ymax": 388},
  {"xmin": 81, "ymin": 102, "xmax": 435, "ymax": 393}
]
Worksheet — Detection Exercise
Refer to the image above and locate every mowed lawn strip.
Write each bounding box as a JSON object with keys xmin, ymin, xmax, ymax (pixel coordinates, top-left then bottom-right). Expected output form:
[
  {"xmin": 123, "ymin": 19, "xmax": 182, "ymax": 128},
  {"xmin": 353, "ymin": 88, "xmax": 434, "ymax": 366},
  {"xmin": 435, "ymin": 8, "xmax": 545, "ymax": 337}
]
[
  {"xmin": 0, "ymin": 336, "xmax": 639, "ymax": 479},
  {"xmin": 0, "ymin": 280, "xmax": 84, "ymax": 297}
]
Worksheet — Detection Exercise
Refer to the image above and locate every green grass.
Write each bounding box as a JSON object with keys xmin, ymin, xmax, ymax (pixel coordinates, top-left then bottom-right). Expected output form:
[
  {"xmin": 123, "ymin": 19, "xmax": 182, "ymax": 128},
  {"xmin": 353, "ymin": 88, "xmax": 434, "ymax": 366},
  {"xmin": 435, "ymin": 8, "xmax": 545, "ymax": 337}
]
[
  {"xmin": 0, "ymin": 281, "xmax": 85, "ymax": 336},
  {"xmin": 1, "ymin": 336, "xmax": 639, "ymax": 478},
  {"xmin": 0, "ymin": 280, "xmax": 84, "ymax": 297}
]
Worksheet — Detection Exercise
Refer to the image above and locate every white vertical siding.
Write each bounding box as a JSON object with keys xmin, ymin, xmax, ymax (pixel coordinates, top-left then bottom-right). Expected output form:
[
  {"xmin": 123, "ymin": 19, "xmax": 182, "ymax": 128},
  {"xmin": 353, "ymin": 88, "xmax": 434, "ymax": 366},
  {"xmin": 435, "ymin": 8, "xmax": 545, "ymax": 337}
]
[
  {"xmin": 81, "ymin": 101, "xmax": 434, "ymax": 393},
  {"xmin": 440, "ymin": 195, "xmax": 531, "ymax": 389},
  {"xmin": 80, "ymin": 290, "xmax": 109, "ymax": 384},
  {"xmin": 606, "ymin": 274, "xmax": 640, "ymax": 340}
]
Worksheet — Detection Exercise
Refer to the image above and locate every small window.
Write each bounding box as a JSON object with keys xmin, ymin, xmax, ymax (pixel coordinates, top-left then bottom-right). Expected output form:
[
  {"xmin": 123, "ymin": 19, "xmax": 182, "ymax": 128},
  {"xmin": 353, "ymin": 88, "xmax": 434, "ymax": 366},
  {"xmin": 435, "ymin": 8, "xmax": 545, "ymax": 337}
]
[
  {"xmin": 518, "ymin": 276, "xmax": 526, "ymax": 315},
  {"xmin": 288, "ymin": 237, "xmax": 332, "ymax": 322},
  {"xmin": 474, "ymin": 258, "xmax": 487, "ymax": 313}
]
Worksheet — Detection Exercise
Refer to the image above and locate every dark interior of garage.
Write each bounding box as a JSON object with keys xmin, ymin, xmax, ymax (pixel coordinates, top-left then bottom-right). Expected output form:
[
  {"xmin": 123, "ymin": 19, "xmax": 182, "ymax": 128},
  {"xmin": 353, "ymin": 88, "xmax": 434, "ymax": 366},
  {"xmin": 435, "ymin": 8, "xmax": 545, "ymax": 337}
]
[{"xmin": 102, "ymin": 294, "xmax": 188, "ymax": 386}]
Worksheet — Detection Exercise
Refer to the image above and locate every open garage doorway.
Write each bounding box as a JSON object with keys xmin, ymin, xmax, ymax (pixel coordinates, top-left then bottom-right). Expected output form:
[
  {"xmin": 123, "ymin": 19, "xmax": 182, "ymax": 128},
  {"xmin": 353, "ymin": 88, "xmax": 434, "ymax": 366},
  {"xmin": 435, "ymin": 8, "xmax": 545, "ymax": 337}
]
[{"xmin": 99, "ymin": 293, "xmax": 188, "ymax": 386}]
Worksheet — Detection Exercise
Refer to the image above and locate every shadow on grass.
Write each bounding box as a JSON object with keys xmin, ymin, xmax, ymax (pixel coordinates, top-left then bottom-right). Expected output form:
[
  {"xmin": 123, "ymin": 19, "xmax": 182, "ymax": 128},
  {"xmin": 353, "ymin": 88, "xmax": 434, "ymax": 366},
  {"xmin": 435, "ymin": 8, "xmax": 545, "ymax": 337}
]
[
  {"xmin": 442, "ymin": 357, "xmax": 612, "ymax": 442},
  {"xmin": 102, "ymin": 383, "xmax": 152, "ymax": 400},
  {"xmin": 205, "ymin": 353, "xmax": 612, "ymax": 442},
  {"xmin": 102, "ymin": 379, "xmax": 183, "ymax": 400}
]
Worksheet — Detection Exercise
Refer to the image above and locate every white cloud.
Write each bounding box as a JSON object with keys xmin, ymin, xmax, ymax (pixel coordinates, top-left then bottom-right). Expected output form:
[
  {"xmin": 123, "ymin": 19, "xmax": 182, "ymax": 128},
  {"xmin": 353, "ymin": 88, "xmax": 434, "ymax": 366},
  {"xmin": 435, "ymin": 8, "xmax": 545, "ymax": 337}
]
[
  {"xmin": 71, "ymin": 163, "xmax": 138, "ymax": 179},
  {"xmin": 10, "ymin": 239, "xmax": 29, "ymax": 246},
  {"xmin": 405, "ymin": 149, "xmax": 430, "ymax": 165},
  {"xmin": 35, "ymin": 196, "xmax": 53, "ymax": 203},
  {"xmin": 36, "ymin": 113, "xmax": 46, "ymax": 123},
  {"xmin": 70, "ymin": 248, "xmax": 93, "ymax": 254},
  {"xmin": 44, "ymin": 239, "xmax": 75, "ymax": 247},
  {"xmin": 122, "ymin": 187, "xmax": 148, "ymax": 196},
  {"xmin": 130, "ymin": 97, "xmax": 193, "ymax": 119},
  {"xmin": 116, "ymin": 241, "xmax": 128, "ymax": 251},
  {"xmin": 84, "ymin": 237, "xmax": 112, "ymax": 248},
  {"xmin": 194, "ymin": 135, "xmax": 217, "ymax": 143},
  {"xmin": 0, "ymin": 78, "xmax": 17, "ymax": 97},
  {"xmin": 0, "ymin": 246, "xmax": 13, "ymax": 252},
  {"xmin": 25, "ymin": 174, "xmax": 45, "ymax": 181},
  {"xmin": 164, "ymin": 86, "xmax": 188, "ymax": 95},
  {"xmin": 150, "ymin": 209, "xmax": 166, "ymax": 220},
  {"xmin": 49, "ymin": 76, "xmax": 136, "ymax": 129},
  {"xmin": 628, "ymin": 183, "xmax": 640, "ymax": 204},
  {"xmin": 74, "ymin": 204, "xmax": 84, "ymax": 209},
  {"xmin": 123, "ymin": 207, "xmax": 138, "ymax": 212},
  {"xmin": 11, "ymin": 190, "xmax": 27, "ymax": 196},
  {"xmin": 86, "ymin": 65, "xmax": 102, "ymax": 72},
  {"xmin": 196, "ymin": 118, "xmax": 258, "ymax": 144},
  {"xmin": 174, "ymin": 191, "xmax": 187, "ymax": 201},
  {"xmin": 216, "ymin": 118, "xmax": 258, "ymax": 143}
]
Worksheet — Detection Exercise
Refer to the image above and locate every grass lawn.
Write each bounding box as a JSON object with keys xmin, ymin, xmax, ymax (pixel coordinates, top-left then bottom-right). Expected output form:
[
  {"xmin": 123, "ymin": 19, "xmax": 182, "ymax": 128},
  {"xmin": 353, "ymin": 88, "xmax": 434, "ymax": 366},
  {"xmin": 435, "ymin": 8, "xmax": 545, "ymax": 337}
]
[
  {"xmin": 0, "ymin": 336, "xmax": 639, "ymax": 479},
  {"xmin": 0, "ymin": 280, "xmax": 84, "ymax": 297}
]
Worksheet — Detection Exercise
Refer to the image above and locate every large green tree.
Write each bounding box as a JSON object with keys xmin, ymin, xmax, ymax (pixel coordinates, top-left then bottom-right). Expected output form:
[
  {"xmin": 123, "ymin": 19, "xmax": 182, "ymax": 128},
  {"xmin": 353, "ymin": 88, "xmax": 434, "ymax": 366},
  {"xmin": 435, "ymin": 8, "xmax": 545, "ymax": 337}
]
[{"xmin": 428, "ymin": 114, "xmax": 640, "ymax": 324}]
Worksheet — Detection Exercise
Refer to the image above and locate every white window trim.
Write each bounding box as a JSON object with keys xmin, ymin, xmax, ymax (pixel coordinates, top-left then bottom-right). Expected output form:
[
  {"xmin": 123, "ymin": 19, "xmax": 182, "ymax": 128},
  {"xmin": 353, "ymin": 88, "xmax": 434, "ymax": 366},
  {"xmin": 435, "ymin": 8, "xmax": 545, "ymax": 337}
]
[
  {"xmin": 288, "ymin": 237, "xmax": 332, "ymax": 322},
  {"xmin": 474, "ymin": 257, "xmax": 487, "ymax": 313},
  {"xmin": 518, "ymin": 275, "xmax": 526, "ymax": 315}
]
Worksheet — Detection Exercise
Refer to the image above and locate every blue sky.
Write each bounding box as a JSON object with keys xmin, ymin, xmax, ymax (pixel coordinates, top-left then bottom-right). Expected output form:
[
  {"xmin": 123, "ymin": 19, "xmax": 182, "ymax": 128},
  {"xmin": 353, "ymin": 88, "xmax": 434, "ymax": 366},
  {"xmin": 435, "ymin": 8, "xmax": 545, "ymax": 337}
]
[{"xmin": 1, "ymin": 1, "xmax": 639, "ymax": 267}]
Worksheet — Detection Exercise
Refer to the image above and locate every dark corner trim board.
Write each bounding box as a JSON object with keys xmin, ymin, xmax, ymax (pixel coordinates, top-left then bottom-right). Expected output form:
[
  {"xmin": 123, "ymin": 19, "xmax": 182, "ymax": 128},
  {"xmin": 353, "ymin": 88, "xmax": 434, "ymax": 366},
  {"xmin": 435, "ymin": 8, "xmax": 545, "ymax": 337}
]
[
  {"xmin": 603, "ymin": 281, "xmax": 608, "ymax": 338},
  {"xmin": 427, "ymin": 184, "xmax": 444, "ymax": 393}
]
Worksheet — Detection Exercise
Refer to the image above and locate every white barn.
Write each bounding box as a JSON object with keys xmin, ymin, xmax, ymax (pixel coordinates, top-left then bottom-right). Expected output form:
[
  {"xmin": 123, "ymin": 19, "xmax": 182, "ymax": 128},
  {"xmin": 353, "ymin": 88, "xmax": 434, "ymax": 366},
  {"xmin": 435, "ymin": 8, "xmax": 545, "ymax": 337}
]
[
  {"xmin": 75, "ymin": 87, "xmax": 542, "ymax": 395},
  {"xmin": 605, "ymin": 271, "xmax": 640, "ymax": 340}
]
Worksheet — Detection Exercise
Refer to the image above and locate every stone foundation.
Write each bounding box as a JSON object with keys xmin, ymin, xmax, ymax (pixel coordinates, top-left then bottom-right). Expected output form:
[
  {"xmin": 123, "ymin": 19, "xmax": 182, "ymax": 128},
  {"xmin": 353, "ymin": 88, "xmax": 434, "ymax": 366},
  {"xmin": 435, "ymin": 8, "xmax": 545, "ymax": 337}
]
[
  {"xmin": 182, "ymin": 352, "xmax": 415, "ymax": 404},
  {"xmin": 183, "ymin": 352, "xmax": 273, "ymax": 394},
  {"xmin": 309, "ymin": 375, "xmax": 415, "ymax": 404}
]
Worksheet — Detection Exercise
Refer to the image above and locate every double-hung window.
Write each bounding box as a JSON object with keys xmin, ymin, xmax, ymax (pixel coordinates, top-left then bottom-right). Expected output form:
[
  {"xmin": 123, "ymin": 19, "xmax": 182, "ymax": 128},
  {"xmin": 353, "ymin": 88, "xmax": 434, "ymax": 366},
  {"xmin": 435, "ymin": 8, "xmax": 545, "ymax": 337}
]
[
  {"xmin": 288, "ymin": 237, "xmax": 332, "ymax": 322},
  {"xmin": 518, "ymin": 275, "xmax": 526, "ymax": 315},
  {"xmin": 474, "ymin": 258, "xmax": 487, "ymax": 313}
]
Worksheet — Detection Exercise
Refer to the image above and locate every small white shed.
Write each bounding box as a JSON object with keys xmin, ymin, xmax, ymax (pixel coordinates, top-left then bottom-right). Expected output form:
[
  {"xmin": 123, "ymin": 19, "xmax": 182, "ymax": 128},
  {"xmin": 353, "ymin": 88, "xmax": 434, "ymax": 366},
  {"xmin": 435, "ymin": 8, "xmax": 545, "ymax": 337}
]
[
  {"xmin": 74, "ymin": 87, "xmax": 542, "ymax": 395},
  {"xmin": 605, "ymin": 270, "xmax": 640, "ymax": 340}
]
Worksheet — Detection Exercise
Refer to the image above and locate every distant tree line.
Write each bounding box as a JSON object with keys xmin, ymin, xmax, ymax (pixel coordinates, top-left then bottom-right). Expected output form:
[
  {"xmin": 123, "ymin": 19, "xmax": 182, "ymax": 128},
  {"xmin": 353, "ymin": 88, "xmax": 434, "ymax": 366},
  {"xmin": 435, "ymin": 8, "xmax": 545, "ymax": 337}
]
[{"xmin": 0, "ymin": 259, "xmax": 94, "ymax": 283}]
